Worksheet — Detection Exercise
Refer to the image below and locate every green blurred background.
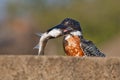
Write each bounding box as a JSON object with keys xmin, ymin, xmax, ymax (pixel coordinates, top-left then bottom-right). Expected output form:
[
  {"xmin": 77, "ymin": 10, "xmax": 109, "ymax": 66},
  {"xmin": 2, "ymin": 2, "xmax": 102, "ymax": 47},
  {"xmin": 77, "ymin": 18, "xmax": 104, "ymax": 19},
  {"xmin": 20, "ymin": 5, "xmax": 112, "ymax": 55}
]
[{"xmin": 0, "ymin": 0, "xmax": 120, "ymax": 56}]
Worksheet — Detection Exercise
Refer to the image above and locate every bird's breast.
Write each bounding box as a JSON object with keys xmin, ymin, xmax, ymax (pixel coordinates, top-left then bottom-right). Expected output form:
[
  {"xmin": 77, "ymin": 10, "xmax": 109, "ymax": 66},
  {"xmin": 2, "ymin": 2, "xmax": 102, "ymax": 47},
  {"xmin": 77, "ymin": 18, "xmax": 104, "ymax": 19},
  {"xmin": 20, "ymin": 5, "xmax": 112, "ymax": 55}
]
[{"xmin": 64, "ymin": 35, "xmax": 84, "ymax": 56}]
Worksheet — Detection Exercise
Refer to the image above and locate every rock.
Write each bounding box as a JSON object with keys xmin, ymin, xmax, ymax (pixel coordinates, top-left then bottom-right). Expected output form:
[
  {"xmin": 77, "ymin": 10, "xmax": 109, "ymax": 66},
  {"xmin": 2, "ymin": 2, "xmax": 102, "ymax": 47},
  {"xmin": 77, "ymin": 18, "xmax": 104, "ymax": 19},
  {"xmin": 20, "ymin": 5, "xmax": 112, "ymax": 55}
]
[{"xmin": 0, "ymin": 56, "xmax": 120, "ymax": 80}]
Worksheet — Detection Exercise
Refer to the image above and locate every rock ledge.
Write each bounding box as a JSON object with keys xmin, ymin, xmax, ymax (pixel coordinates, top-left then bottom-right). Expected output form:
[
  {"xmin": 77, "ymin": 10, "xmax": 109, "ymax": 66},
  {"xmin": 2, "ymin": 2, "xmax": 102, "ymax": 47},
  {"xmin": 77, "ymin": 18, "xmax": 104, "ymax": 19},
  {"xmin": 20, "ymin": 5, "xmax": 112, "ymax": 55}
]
[{"xmin": 0, "ymin": 56, "xmax": 120, "ymax": 80}]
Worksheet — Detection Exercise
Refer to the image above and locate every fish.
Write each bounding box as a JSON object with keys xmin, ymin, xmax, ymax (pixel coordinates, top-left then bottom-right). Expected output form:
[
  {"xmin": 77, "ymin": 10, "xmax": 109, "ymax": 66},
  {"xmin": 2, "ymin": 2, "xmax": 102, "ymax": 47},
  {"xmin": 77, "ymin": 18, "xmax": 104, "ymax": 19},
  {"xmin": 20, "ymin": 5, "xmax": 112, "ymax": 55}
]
[{"xmin": 34, "ymin": 23, "xmax": 70, "ymax": 55}]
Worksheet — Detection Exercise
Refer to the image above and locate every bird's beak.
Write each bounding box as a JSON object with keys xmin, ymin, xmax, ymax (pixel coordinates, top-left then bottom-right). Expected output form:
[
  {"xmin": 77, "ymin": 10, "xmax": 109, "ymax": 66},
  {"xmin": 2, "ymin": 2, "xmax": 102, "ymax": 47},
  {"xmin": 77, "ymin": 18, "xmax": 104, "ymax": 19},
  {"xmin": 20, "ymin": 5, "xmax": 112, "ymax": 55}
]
[
  {"xmin": 53, "ymin": 24, "xmax": 73, "ymax": 35},
  {"xmin": 63, "ymin": 27, "xmax": 73, "ymax": 34}
]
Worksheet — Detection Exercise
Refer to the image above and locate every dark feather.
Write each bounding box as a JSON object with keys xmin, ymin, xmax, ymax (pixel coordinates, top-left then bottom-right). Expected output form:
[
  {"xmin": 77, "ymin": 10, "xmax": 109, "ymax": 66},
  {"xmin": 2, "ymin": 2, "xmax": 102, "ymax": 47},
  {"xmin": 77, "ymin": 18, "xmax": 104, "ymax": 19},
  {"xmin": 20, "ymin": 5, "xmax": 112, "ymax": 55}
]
[{"xmin": 81, "ymin": 39, "xmax": 106, "ymax": 57}]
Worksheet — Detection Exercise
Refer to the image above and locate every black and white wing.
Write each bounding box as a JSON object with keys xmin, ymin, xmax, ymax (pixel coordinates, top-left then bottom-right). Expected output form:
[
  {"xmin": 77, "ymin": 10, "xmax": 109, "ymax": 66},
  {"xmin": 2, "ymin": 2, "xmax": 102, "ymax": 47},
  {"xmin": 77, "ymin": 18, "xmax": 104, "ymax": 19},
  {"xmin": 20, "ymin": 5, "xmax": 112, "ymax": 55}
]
[{"xmin": 81, "ymin": 39, "xmax": 106, "ymax": 57}]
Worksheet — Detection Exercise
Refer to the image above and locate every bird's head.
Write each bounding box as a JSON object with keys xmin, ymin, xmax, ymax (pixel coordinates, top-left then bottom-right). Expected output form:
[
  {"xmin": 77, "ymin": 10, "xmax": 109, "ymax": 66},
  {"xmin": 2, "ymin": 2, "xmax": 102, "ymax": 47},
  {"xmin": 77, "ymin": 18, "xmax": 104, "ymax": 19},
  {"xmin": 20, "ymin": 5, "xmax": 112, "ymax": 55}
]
[
  {"xmin": 47, "ymin": 18, "xmax": 83, "ymax": 38},
  {"xmin": 61, "ymin": 18, "xmax": 82, "ymax": 32}
]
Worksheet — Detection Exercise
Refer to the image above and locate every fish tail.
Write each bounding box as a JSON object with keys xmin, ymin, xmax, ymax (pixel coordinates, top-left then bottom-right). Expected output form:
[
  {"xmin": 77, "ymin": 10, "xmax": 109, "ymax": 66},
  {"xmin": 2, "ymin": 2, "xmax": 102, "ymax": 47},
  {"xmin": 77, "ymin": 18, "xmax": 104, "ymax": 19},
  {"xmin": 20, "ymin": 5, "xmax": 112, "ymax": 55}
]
[
  {"xmin": 35, "ymin": 32, "xmax": 43, "ymax": 37},
  {"xmin": 33, "ymin": 44, "xmax": 39, "ymax": 49}
]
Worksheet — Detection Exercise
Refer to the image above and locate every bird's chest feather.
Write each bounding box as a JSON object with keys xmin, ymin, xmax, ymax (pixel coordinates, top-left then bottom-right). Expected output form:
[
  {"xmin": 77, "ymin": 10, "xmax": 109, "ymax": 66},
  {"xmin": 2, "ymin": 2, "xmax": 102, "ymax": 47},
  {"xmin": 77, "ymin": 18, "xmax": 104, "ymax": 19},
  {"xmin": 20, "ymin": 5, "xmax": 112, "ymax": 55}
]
[{"xmin": 64, "ymin": 35, "xmax": 84, "ymax": 56}]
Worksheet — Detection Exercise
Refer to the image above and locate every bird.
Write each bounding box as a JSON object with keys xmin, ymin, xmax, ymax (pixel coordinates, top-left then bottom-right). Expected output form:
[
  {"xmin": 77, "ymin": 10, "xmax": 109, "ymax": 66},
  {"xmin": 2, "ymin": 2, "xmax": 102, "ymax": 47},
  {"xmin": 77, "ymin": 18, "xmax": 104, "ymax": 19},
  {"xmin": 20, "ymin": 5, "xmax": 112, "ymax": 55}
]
[
  {"xmin": 34, "ymin": 18, "xmax": 106, "ymax": 57},
  {"xmin": 61, "ymin": 18, "xmax": 106, "ymax": 57},
  {"xmin": 34, "ymin": 21, "xmax": 71, "ymax": 55}
]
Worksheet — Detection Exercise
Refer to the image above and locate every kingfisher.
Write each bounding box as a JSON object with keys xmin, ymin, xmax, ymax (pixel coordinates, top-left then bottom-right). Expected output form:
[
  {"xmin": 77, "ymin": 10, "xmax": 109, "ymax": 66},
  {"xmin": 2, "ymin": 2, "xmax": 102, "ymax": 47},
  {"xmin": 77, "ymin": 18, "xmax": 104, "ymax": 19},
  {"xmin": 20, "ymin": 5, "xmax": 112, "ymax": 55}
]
[
  {"xmin": 34, "ymin": 18, "xmax": 105, "ymax": 57},
  {"xmin": 59, "ymin": 18, "xmax": 106, "ymax": 57}
]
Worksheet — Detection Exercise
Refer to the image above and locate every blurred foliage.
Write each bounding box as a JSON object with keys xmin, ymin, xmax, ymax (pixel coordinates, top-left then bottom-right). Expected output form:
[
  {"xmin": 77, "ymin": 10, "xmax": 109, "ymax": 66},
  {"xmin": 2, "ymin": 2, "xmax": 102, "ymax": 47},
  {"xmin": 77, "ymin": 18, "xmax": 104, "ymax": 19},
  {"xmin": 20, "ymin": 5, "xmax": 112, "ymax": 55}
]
[{"xmin": 6, "ymin": 0, "xmax": 120, "ymax": 46}]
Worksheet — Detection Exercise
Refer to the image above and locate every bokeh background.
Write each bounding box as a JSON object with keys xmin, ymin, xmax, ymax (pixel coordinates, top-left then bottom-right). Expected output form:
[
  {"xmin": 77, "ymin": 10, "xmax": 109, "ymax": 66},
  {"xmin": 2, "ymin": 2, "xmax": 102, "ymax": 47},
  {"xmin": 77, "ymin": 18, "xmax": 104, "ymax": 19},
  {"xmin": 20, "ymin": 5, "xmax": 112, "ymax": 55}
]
[{"xmin": 0, "ymin": 0, "xmax": 120, "ymax": 56}]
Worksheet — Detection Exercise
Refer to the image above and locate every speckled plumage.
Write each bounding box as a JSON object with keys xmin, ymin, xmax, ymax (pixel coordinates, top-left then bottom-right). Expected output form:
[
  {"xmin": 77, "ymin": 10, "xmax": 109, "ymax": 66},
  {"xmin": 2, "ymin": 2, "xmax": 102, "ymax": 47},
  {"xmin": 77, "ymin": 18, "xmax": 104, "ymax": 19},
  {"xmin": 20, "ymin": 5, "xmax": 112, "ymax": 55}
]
[
  {"xmin": 63, "ymin": 34, "xmax": 105, "ymax": 57},
  {"xmin": 81, "ymin": 38, "xmax": 105, "ymax": 57},
  {"xmin": 62, "ymin": 18, "xmax": 106, "ymax": 57},
  {"xmin": 63, "ymin": 35, "xmax": 84, "ymax": 56}
]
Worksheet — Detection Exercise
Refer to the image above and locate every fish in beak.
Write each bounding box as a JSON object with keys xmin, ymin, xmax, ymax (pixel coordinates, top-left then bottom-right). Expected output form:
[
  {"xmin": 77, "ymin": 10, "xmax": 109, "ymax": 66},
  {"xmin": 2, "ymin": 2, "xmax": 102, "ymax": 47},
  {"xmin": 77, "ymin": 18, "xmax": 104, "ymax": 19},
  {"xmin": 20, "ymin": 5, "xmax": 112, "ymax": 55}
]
[
  {"xmin": 34, "ymin": 24, "xmax": 70, "ymax": 55},
  {"xmin": 34, "ymin": 18, "xmax": 81, "ymax": 55}
]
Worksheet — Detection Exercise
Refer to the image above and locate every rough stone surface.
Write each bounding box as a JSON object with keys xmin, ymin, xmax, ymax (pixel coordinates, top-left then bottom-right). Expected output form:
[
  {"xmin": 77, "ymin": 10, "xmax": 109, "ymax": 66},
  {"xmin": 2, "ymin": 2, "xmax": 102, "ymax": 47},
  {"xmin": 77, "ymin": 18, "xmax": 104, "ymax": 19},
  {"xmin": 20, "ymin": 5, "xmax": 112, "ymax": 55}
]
[{"xmin": 0, "ymin": 56, "xmax": 120, "ymax": 80}]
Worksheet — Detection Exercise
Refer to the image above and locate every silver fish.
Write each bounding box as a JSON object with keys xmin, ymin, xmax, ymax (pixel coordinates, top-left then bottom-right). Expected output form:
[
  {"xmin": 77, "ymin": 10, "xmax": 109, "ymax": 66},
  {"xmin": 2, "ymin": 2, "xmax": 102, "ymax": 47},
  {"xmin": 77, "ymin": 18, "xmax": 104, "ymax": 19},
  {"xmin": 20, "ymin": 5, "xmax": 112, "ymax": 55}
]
[{"xmin": 34, "ymin": 24, "xmax": 68, "ymax": 55}]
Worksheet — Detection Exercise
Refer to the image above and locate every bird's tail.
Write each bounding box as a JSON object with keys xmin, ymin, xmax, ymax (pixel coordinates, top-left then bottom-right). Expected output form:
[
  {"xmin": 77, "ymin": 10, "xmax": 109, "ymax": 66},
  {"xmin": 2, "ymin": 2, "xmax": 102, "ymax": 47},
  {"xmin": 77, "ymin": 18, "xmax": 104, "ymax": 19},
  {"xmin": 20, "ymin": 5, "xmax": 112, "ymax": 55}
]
[{"xmin": 98, "ymin": 52, "xmax": 106, "ymax": 57}]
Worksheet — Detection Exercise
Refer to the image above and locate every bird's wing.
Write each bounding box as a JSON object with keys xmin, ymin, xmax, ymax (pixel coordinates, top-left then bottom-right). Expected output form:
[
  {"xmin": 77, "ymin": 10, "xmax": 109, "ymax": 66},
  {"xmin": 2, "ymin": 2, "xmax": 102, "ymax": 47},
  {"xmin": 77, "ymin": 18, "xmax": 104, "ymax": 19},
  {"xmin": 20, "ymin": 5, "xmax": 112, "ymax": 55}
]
[{"xmin": 81, "ymin": 39, "xmax": 105, "ymax": 57}]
